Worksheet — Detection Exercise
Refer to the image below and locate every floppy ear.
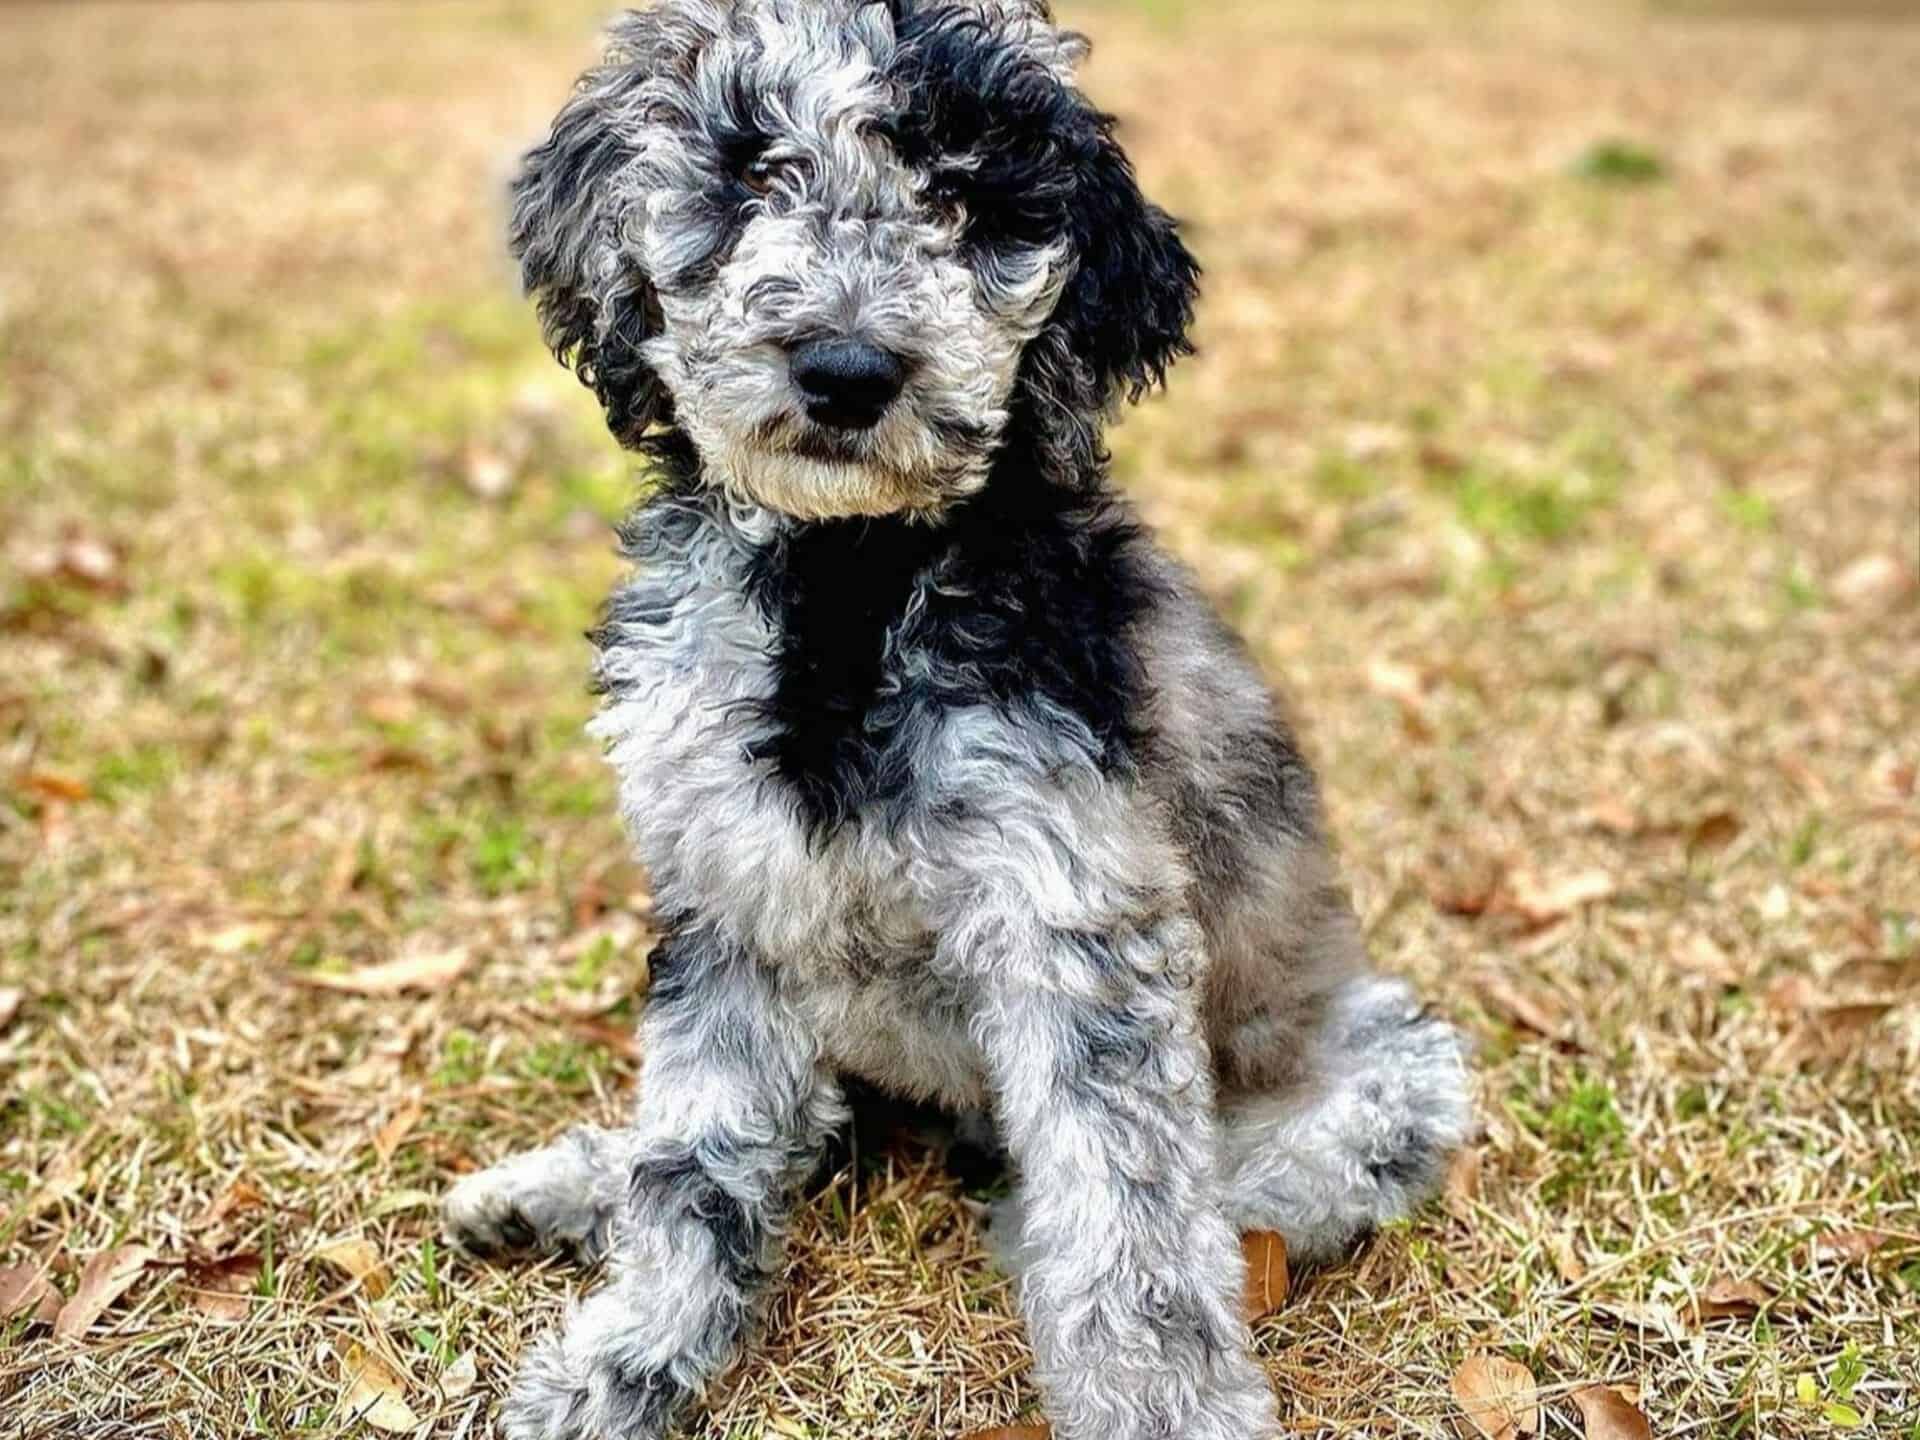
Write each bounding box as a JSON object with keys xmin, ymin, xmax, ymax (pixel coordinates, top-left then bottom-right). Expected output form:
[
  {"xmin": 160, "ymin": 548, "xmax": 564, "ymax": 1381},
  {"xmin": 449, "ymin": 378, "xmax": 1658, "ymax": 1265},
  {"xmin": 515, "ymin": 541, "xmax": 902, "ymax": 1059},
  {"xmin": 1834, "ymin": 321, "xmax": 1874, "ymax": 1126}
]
[
  {"xmin": 1051, "ymin": 112, "xmax": 1200, "ymax": 406},
  {"xmin": 510, "ymin": 25, "xmax": 666, "ymax": 446}
]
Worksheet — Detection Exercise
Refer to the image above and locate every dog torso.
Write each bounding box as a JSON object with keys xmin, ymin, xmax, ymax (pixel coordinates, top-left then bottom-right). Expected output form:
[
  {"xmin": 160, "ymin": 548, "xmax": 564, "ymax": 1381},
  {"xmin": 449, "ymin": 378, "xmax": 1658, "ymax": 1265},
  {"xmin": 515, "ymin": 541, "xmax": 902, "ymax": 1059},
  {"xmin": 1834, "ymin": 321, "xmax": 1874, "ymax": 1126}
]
[{"xmin": 590, "ymin": 465, "xmax": 1354, "ymax": 1107}]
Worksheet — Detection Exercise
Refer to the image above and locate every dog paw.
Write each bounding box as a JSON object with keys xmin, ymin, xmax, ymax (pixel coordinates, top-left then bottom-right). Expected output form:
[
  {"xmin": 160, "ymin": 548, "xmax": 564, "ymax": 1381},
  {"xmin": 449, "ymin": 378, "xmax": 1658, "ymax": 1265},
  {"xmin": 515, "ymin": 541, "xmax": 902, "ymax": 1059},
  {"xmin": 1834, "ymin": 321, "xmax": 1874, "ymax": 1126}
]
[
  {"xmin": 441, "ymin": 1135, "xmax": 617, "ymax": 1262},
  {"xmin": 1346, "ymin": 1003, "xmax": 1472, "ymax": 1198},
  {"xmin": 443, "ymin": 1169, "xmax": 542, "ymax": 1256},
  {"xmin": 502, "ymin": 1288, "xmax": 684, "ymax": 1440}
]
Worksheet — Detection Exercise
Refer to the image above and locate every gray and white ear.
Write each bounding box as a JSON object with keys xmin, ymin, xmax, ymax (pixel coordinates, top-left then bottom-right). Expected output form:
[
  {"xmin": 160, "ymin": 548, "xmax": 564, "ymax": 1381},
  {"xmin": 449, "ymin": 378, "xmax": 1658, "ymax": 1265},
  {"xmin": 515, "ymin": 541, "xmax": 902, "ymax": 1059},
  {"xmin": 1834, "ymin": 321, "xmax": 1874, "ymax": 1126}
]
[
  {"xmin": 509, "ymin": 13, "xmax": 670, "ymax": 446},
  {"xmin": 964, "ymin": 0, "xmax": 1090, "ymax": 79}
]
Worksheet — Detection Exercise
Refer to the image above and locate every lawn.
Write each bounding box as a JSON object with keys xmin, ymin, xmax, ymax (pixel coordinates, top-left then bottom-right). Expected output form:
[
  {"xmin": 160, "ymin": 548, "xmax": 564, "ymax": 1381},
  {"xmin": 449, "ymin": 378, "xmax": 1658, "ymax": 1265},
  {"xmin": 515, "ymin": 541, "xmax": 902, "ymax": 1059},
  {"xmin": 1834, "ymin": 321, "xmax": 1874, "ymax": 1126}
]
[{"xmin": 1, "ymin": 1, "xmax": 1916, "ymax": 1436}]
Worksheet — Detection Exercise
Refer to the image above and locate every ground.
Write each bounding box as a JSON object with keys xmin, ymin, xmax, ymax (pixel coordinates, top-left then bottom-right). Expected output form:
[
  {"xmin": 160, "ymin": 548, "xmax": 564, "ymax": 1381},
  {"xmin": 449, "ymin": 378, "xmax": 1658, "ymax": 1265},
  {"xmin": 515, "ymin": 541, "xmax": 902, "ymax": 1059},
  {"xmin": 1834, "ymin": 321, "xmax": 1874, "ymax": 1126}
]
[{"xmin": 1, "ymin": 0, "xmax": 1916, "ymax": 1436}]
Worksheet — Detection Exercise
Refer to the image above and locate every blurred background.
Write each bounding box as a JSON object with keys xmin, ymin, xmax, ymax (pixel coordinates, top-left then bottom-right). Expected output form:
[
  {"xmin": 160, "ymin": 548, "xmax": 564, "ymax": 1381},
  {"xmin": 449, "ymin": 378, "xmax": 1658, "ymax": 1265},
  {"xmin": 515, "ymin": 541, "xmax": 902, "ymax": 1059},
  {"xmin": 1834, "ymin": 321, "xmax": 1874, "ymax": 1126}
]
[{"xmin": 1, "ymin": 1, "xmax": 1916, "ymax": 1436}]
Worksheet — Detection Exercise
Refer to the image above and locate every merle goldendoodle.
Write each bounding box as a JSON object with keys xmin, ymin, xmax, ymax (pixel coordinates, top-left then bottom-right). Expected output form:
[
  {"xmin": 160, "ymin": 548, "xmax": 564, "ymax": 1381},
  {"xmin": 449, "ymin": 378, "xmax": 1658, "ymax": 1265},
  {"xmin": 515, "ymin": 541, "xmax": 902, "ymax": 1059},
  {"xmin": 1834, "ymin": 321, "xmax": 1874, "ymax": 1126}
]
[{"xmin": 442, "ymin": 3, "xmax": 1471, "ymax": 1436}]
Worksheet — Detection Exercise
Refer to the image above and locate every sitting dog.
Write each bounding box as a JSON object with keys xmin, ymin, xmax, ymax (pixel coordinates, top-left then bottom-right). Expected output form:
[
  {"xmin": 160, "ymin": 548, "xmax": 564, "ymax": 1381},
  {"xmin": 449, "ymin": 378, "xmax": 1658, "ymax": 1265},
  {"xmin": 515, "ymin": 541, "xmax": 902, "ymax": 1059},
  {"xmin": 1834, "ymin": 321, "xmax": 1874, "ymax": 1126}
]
[{"xmin": 443, "ymin": 2, "xmax": 1471, "ymax": 1436}]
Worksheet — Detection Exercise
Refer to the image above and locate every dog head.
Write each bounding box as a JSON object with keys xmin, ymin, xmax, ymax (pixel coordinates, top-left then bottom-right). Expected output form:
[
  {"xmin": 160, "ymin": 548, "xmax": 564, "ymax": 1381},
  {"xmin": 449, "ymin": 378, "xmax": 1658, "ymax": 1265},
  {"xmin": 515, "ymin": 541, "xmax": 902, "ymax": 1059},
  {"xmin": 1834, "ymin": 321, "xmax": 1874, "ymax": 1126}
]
[{"xmin": 511, "ymin": 0, "xmax": 1198, "ymax": 520}]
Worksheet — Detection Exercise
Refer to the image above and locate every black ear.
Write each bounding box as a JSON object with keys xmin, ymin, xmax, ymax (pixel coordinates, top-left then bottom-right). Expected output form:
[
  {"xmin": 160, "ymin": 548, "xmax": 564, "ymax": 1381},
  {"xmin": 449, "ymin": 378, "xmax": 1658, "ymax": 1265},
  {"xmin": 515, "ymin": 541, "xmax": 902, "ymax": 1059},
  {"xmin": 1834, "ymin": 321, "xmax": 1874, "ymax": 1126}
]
[
  {"xmin": 1052, "ymin": 111, "xmax": 1200, "ymax": 406},
  {"xmin": 510, "ymin": 36, "xmax": 666, "ymax": 446}
]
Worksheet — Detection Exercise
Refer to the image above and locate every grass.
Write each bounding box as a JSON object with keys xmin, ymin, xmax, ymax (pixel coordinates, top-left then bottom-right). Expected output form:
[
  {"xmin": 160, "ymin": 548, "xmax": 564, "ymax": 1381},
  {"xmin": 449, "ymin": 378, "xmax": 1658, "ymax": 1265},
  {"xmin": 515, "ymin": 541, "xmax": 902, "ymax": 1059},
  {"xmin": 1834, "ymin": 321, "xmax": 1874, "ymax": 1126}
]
[{"xmin": 2, "ymin": 0, "xmax": 1917, "ymax": 1436}]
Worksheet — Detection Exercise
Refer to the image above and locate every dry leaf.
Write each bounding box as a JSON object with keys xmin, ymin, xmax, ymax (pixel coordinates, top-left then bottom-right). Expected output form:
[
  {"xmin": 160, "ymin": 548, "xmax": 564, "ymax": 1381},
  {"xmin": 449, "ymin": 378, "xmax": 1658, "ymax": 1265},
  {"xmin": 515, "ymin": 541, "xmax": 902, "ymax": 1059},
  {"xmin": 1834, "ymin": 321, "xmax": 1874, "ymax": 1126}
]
[
  {"xmin": 1831, "ymin": 553, "xmax": 1913, "ymax": 611},
  {"xmin": 1813, "ymin": 1229, "xmax": 1893, "ymax": 1263},
  {"xmin": 54, "ymin": 1245, "xmax": 153, "ymax": 1339},
  {"xmin": 1780, "ymin": 1004, "xmax": 1895, "ymax": 1066},
  {"xmin": 315, "ymin": 1238, "xmax": 389, "ymax": 1299},
  {"xmin": 373, "ymin": 1101, "xmax": 426, "ymax": 1163},
  {"xmin": 0, "ymin": 1265, "xmax": 52, "ymax": 1319},
  {"xmin": 1762, "ymin": 973, "xmax": 1819, "ymax": 1015},
  {"xmin": 0, "ymin": 986, "xmax": 21, "ymax": 1028},
  {"xmin": 568, "ymin": 1016, "xmax": 644, "ymax": 1059},
  {"xmin": 1366, "ymin": 658, "xmax": 1429, "ymax": 705},
  {"xmin": 17, "ymin": 534, "xmax": 126, "ymax": 594},
  {"xmin": 1671, "ymin": 930, "xmax": 1742, "ymax": 985},
  {"xmin": 1549, "ymin": 1232, "xmax": 1587, "ymax": 1284},
  {"xmin": 1583, "ymin": 798, "xmax": 1641, "ymax": 836},
  {"xmin": 1452, "ymin": 1352, "xmax": 1539, "ymax": 1440},
  {"xmin": 1241, "ymin": 1230, "xmax": 1290, "ymax": 1321},
  {"xmin": 186, "ymin": 1253, "xmax": 262, "ymax": 1322},
  {"xmin": 1692, "ymin": 1277, "xmax": 1770, "ymax": 1323},
  {"xmin": 196, "ymin": 922, "xmax": 275, "ymax": 956},
  {"xmin": 1477, "ymin": 972, "xmax": 1571, "ymax": 1041},
  {"xmin": 342, "ymin": 1342, "xmax": 421, "ymax": 1433},
  {"xmin": 462, "ymin": 444, "xmax": 517, "ymax": 501},
  {"xmin": 21, "ymin": 770, "xmax": 91, "ymax": 804},
  {"xmin": 439, "ymin": 1350, "xmax": 478, "ymax": 1401},
  {"xmin": 1687, "ymin": 810, "xmax": 1742, "ymax": 855},
  {"xmin": 30, "ymin": 1286, "xmax": 62, "ymax": 1327},
  {"xmin": 959, "ymin": 1429, "xmax": 1050, "ymax": 1440},
  {"xmin": 1504, "ymin": 867, "xmax": 1617, "ymax": 924},
  {"xmin": 1832, "ymin": 957, "xmax": 1916, "ymax": 994},
  {"xmin": 1445, "ymin": 1146, "xmax": 1483, "ymax": 1216},
  {"xmin": 193, "ymin": 1177, "xmax": 268, "ymax": 1230},
  {"xmin": 1571, "ymin": 1384, "xmax": 1652, "ymax": 1440},
  {"xmin": 1590, "ymin": 1300, "xmax": 1687, "ymax": 1342},
  {"xmin": 294, "ymin": 947, "xmax": 471, "ymax": 996}
]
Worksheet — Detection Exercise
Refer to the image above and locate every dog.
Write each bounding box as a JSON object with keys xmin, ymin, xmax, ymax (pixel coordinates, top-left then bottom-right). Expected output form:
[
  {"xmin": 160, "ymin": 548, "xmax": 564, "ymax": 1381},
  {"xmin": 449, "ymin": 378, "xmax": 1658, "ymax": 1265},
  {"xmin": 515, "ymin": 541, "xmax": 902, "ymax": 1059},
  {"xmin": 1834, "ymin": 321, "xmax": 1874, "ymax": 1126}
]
[{"xmin": 441, "ymin": 3, "xmax": 1471, "ymax": 1436}]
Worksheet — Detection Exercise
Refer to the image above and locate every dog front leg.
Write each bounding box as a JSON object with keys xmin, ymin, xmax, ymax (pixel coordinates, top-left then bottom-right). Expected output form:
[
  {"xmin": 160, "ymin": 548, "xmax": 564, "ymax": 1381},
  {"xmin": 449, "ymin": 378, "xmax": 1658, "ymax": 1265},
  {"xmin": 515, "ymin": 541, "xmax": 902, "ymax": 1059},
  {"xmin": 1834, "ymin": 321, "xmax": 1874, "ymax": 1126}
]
[
  {"xmin": 506, "ymin": 929, "xmax": 842, "ymax": 1440},
  {"xmin": 975, "ymin": 917, "xmax": 1282, "ymax": 1440}
]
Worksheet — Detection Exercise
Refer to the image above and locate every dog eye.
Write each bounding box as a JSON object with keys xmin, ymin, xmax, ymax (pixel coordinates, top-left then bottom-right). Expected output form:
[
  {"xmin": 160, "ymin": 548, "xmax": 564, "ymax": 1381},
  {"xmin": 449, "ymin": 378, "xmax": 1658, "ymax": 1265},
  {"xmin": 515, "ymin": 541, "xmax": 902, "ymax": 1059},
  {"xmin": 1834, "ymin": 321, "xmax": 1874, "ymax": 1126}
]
[{"xmin": 740, "ymin": 154, "xmax": 807, "ymax": 198}]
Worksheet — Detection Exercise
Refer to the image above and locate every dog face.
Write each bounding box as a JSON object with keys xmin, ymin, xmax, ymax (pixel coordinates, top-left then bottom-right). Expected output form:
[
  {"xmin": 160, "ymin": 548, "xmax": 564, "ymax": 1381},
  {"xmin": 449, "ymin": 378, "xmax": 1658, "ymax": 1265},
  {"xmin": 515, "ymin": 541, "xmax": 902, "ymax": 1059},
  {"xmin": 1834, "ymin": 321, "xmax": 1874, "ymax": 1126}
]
[{"xmin": 513, "ymin": 0, "xmax": 1198, "ymax": 519}]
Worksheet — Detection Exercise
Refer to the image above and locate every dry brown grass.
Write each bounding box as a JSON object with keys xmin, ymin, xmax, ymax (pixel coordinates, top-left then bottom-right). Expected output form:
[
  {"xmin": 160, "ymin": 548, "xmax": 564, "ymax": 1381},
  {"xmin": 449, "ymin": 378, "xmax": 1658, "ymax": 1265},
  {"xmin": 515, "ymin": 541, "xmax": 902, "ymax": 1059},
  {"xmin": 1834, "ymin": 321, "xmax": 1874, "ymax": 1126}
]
[{"xmin": 2, "ymin": 1, "xmax": 1917, "ymax": 1436}]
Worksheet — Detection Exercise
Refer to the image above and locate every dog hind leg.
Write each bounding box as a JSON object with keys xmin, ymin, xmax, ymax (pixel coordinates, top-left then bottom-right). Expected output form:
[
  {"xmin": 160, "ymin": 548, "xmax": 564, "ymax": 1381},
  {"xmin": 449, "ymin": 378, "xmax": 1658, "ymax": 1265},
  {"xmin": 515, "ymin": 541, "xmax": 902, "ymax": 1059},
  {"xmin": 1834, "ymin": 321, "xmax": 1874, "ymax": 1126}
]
[{"xmin": 1218, "ymin": 974, "xmax": 1472, "ymax": 1264}]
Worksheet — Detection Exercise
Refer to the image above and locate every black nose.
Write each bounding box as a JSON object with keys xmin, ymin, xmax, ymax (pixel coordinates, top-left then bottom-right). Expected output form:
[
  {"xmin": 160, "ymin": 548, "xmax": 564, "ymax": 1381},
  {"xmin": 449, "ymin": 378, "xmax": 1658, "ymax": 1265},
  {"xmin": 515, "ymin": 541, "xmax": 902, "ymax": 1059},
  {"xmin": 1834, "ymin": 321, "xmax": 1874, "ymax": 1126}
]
[{"xmin": 788, "ymin": 338, "xmax": 907, "ymax": 431}]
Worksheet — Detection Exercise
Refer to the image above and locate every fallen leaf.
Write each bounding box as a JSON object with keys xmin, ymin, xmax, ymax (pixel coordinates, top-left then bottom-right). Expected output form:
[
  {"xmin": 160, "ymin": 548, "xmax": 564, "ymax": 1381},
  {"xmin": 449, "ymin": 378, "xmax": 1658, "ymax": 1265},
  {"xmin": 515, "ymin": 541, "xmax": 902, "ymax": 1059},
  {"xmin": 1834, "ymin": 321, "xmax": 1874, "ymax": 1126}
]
[
  {"xmin": 373, "ymin": 1100, "xmax": 426, "ymax": 1163},
  {"xmin": 0, "ymin": 986, "xmax": 20, "ymax": 1027},
  {"xmin": 1571, "ymin": 1384, "xmax": 1652, "ymax": 1440},
  {"xmin": 568, "ymin": 1016, "xmax": 643, "ymax": 1059},
  {"xmin": 1504, "ymin": 867, "xmax": 1617, "ymax": 924},
  {"xmin": 1445, "ymin": 1146, "xmax": 1483, "ymax": 1216},
  {"xmin": 196, "ymin": 922, "xmax": 276, "ymax": 956},
  {"xmin": 958, "ymin": 1429, "xmax": 1049, "ymax": 1440},
  {"xmin": 341, "ymin": 1342, "xmax": 422, "ymax": 1433},
  {"xmin": 20, "ymin": 770, "xmax": 90, "ymax": 804},
  {"xmin": 462, "ymin": 444, "xmax": 517, "ymax": 501},
  {"xmin": 438, "ymin": 1350, "xmax": 478, "ymax": 1401},
  {"xmin": 1549, "ymin": 1232, "xmax": 1587, "ymax": 1284},
  {"xmin": 1762, "ymin": 972, "xmax": 1819, "ymax": 1015},
  {"xmin": 0, "ymin": 1265, "xmax": 51, "ymax": 1319},
  {"xmin": 1686, "ymin": 810, "xmax": 1742, "ymax": 855},
  {"xmin": 1242, "ymin": 1230, "xmax": 1290, "ymax": 1320},
  {"xmin": 186, "ymin": 1253, "xmax": 262, "ymax": 1322},
  {"xmin": 192, "ymin": 1177, "xmax": 268, "ymax": 1230},
  {"xmin": 31, "ymin": 1286, "xmax": 62, "ymax": 1326},
  {"xmin": 1366, "ymin": 658, "xmax": 1429, "ymax": 705},
  {"xmin": 1813, "ymin": 1229, "xmax": 1893, "ymax": 1263},
  {"xmin": 314, "ymin": 1238, "xmax": 389, "ymax": 1299},
  {"xmin": 1477, "ymin": 972, "xmax": 1572, "ymax": 1041},
  {"xmin": 1692, "ymin": 1277, "xmax": 1770, "ymax": 1323},
  {"xmin": 17, "ymin": 534, "xmax": 127, "ymax": 595},
  {"xmin": 54, "ymin": 1245, "xmax": 153, "ymax": 1339},
  {"xmin": 293, "ymin": 947, "xmax": 471, "ymax": 996},
  {"xmin": 1452, "ymin": 1352, "xmax": 1539, "ymax": 1440},
  {"xmin": 1832, "ymin": 957, "xmax": 1917, "ymax": 994},
  {"xmin": 370, "ymin": 1188, "xmax": 437, "ymax": 1218},
  {"xmin": 1583, "ymin": 798, "xmax": 1641, "ymax": 836},
  {"xmin": 1589, "ymin": 1300, "xmax": 1687, "ymax": 1342},
  {"xmin": 1779, "ymin": 1003, "xmax": 1895, "ymax": 1066},
  {"xmin": 1670, "ymin": 930, "xmax": 1743, "ymax": 986},
  {"xmin": 1831, "ymin": 553, "xmax": 1913, "ymax": 611}
]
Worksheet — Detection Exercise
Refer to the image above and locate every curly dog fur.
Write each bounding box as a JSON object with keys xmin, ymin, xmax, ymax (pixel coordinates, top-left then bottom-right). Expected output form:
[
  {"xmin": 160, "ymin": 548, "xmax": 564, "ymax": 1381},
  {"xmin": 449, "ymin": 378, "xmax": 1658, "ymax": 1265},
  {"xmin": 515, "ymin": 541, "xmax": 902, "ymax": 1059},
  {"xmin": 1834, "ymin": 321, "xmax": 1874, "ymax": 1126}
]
[{"xmin": 442, "ymin": 3, "xmax": 1471, "ymax": 1436}]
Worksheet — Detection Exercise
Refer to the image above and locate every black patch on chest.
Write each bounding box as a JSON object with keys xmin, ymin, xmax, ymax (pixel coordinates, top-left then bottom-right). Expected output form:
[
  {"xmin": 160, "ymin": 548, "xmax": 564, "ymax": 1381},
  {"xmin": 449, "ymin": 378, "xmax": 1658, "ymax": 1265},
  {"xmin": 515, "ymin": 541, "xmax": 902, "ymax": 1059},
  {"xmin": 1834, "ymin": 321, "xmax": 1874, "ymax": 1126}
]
[{"xmin": 742, "ymin": 474, "xmax": 1159, "ymax": 837}]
